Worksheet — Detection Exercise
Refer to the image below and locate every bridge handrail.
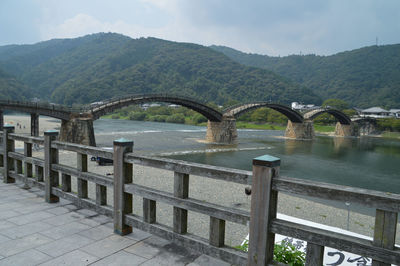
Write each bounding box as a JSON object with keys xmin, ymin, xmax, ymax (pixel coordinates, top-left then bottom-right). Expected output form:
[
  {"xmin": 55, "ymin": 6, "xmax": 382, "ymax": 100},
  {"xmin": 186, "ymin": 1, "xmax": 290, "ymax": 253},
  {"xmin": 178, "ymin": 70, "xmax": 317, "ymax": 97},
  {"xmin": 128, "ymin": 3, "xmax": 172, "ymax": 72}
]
[
  {"xmin": 0, "ymin": 99, "xmax": 84, "ymax": 113},
  {"xmin": 223, "ymin": 101, "xmax": 277, "ymax": 113},
  {"xmin": 82, "ymin": 93, "xmax": 218, "ymax": 112}
]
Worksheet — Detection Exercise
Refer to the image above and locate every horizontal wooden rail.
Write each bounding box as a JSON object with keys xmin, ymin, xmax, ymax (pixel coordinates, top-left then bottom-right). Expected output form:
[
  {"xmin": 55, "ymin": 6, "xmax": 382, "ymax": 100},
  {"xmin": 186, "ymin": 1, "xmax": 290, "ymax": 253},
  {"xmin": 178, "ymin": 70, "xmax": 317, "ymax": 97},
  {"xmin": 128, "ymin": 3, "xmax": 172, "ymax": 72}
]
[
  {"xmin": 270, "ymin": 219, "xmax": 400, "ymax": 264},
  {"xmin": 124, "ymin": 183, "xmax": 250, "ymax": 225},
  {"xmin": 52, "ymin": 164, "xmax": 113, "ymax": 187},
  {"xmin": 125, "ymin": 154, "xmax": 252, "ymax": 185},
  {"xmin": 52, "ymin": 141, "xmax": 113, "ymax": 159},
  {"xmin": 124, "ymin": 214, "xmax": 248, "ymax": 265},
  {"xmin": 9, "ymin": 171, "xmax": 45, "ymax": 190},
  {"xmin": 51, "ymin": 187, "xmax": 113, "ymax": 216},
  {"xmin": 8, "ymin": 133, "xmax": 44, "ymax": 145},
  {"xmin": 8, "ymin": 151, "xmax": 44, "ymax": 167},
  {"xmin": 273, "ymin": 176, "xmax": 400, "ymax": 213}
]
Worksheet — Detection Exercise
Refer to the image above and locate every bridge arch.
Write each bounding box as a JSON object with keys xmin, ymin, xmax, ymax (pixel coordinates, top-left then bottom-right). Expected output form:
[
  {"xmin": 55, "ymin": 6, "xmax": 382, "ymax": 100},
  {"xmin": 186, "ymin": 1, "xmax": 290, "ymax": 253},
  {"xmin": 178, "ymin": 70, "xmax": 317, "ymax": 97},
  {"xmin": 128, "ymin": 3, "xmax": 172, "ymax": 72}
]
[
  {"xmin": 90, "ymin": 94, "xmax": 223, "ymax": 121},
  {"xmin": 224, "ymin": 102, "xmax": 304, "ymax": 123},
  {"xmin": 303, "ymin": 108, "xmax": 351, "ymax": 124}
]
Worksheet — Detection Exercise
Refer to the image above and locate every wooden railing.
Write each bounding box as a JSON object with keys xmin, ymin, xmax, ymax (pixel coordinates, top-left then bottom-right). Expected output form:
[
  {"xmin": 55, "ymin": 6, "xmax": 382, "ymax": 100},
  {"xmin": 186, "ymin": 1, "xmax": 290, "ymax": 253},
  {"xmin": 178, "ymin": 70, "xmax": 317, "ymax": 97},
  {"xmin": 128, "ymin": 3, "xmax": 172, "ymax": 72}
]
[{"xmin": 0, "ymin": 125, "xmax": 399, "ymax": 266}]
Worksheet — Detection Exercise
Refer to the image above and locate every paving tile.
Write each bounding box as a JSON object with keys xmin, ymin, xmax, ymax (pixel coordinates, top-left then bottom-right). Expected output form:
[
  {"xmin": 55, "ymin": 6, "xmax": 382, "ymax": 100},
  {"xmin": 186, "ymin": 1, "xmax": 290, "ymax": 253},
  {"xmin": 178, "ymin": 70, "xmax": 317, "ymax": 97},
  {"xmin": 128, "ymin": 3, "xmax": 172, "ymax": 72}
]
[
  {"xmin": 38, "ymin": 249, "xmax": 98, "ymax": 266},
  {"xmin": 43, "ymin": 211, "xmax": 85, "ymax": 226},
  {"xmin": 0, "ymin": 221, "xmax": 53, "ymax": 239},
  {"xmin": 187, "ymin": 254, "xmax": 231, "ymax": 266},
  {"xmin": 17, "ymin": 202, "xmax": 57, "ymax": 214},
  {"xmin": 90, "ymin": 250, "xmax": 147, "ymax": 266},
  {"xmin": 64, "ymin": 204, "xmax": 79, "ymax": 211},
  {"xmin": 90, "ymin": 214, "xmax": 112, "ymax": 224},
  {"xmin": 125, "ymin": 241, "xmax": 163, "ymax": 259},
  {"xmin": 0, "ymin": 233, "xmax": 53, "ymax": 257},
  {"xmin": 2, "ymin": 194, "xmax": 33, "ymax": 202},
  {"xmin": 124, "ymin": 228, "xmax": 152, "ymax": 241},
  {"xmin": 0, "ymin": 210, "xmax": 20, "ymax": 220},
  {"xmin": 78, "ymin": 217, "xmax": 104, "ymax": 227},
  {"xmin": 79, "ymin": 224, "xmax": 114, "ymax": 241},
  {"xmin": 81, "ymin": 234, "xmax": 138, "ymax": 258},
  {"xmin": 0, "ymin": 202, "xmax": 24, "ymax": 212},
  {"xmin": 0, "ymin": 249, "xmax": 51, "ymax": 266},
  {"xmin": 0, "ymin": 220, "xmax": 16, "ymax": 230},
  {"xmin": 139, "ymin": 241, "xmax": 200, "ymax": 266},
  {"xmin": 76, "ymin": 208, "xmax": 98, "ymax": 217},
  {"xmin": 36, "ymin": 234, "xmax": 94, "ymax": 257},
  {"xmin": 6, "ymin": 210, "xmax": 55, "ymax": 225},
  {"xmin": 45, "ymin": 206, "xmax": 71, "ymax": 215},
  {"xmin": 40, "ymin": 221, "xmax": 91, "ymax": 240},
  {"xmin": 0, "ymin": 234, "xmax": 11, "ymax": 245}
]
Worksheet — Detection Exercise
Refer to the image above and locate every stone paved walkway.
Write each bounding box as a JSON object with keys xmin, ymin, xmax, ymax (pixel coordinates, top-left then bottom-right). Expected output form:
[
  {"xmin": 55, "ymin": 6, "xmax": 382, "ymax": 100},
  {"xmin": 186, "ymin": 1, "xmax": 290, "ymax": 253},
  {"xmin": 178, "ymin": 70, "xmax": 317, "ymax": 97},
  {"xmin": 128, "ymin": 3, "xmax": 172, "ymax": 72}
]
[{"xmin": 0, "ymin": 180, "xmax": 230, "ymax": 266}]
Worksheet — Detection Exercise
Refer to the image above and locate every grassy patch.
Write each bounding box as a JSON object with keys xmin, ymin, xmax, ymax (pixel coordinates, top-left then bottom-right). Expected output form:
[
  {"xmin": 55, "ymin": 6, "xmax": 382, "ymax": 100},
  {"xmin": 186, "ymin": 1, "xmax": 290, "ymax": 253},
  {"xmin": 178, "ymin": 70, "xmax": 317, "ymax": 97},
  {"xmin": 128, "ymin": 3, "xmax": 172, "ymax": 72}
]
[
  {"xmin": 382, "ymin": 131, "xmax": 400, "ymax": 139},
  {"xmin": 313, "ymin": 124, "xmax": 335, "ymax": 132},
  {"xmin": 236, "ymin": 122, "xmax": 285, "ymax": 130}
]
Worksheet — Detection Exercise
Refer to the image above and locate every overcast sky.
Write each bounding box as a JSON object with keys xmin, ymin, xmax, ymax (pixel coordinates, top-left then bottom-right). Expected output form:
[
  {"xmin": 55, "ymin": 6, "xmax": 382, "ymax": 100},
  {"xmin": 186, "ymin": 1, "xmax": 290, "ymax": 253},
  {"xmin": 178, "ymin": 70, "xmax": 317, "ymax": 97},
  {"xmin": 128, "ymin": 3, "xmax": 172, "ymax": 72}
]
[{"xmin": 1, "ymin": 0, "xmax": 399, "ymax": 56}]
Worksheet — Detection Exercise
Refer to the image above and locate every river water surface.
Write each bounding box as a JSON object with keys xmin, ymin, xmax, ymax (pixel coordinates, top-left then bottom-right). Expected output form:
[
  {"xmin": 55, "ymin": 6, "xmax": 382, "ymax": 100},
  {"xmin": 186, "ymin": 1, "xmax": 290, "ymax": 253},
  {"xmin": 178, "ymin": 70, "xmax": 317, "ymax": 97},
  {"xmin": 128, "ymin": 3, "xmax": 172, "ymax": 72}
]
[{"xmin": 94, "ymin": 118, "xmax": 400, "ymax": 194}]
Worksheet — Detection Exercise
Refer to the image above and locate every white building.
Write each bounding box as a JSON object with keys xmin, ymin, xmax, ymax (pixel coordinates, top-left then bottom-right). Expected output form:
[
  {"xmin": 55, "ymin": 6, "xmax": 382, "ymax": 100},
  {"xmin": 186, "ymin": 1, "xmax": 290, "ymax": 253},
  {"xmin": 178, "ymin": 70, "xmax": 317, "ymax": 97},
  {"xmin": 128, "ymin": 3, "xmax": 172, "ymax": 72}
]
[
  {"xmin": 389, "ymin": 109, "xmax": 400, "ymax": 118},
  {"xmin": 291, "ymin": 102, "xmax": 318, "ymax": 111},
  {"xmin": 360, "ymin": 107, "xmax": 391, "ymax": 118}
]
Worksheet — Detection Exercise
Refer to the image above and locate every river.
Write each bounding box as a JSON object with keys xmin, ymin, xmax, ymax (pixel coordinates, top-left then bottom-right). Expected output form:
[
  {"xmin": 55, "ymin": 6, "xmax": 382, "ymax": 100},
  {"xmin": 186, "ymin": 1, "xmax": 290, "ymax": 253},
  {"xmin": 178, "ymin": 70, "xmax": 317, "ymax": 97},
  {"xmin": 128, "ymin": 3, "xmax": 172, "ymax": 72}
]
[{"xmin": 94, "ymin": 118, "xmax": 400, "ymax": 194}]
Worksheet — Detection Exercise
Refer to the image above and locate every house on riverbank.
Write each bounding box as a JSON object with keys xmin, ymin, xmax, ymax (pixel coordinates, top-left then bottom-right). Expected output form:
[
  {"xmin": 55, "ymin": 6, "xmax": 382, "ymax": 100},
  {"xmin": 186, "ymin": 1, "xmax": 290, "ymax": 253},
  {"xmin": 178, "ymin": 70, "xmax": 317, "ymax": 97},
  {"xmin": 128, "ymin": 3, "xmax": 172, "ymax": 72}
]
[{"xmin": 359, "ymin": 107, "xmax": 392, "ymax": 118}]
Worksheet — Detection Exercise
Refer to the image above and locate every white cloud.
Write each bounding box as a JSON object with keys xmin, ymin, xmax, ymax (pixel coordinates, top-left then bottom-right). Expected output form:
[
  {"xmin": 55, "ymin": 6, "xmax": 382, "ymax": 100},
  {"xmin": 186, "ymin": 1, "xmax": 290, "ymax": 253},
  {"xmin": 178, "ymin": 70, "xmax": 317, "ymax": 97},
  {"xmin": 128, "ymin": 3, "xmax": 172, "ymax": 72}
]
[{"xmin": 36, "ymin": 0, "xmax": 400, "ymax": 56}]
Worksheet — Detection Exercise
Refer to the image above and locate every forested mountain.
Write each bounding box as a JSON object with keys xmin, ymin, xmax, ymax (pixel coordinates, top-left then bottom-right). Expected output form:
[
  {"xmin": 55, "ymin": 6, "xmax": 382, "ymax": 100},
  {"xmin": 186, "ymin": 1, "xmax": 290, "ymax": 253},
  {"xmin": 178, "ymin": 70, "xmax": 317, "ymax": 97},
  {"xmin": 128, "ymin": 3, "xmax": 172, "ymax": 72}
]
[
  {"xmin": 0, "ymin": 67, "xmax": 31, "ymax": 100},
  {"xmin": 0, "ymin": 33, "xmax": 320, "ymax": 106},
  {"xmin": 211, "ymin": 45, "xmax": 400, "ymax": 108}
]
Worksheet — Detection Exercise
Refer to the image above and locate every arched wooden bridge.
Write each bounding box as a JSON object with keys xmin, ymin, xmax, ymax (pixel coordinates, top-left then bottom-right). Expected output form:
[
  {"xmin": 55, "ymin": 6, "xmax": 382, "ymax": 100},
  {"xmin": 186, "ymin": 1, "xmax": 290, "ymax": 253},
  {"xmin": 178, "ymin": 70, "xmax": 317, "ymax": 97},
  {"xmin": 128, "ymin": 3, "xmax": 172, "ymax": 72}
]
[{"xmin": 0, "ymin": 95, "xmax": 368, "ymax": 145}]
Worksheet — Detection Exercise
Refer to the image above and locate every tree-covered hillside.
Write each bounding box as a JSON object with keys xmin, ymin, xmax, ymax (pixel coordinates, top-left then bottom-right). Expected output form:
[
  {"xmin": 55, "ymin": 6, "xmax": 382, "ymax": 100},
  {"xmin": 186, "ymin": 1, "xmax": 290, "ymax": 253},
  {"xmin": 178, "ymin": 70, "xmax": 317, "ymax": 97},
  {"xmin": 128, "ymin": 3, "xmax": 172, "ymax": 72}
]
[
  {"xmin": 0, "ymin": 67, "xmax": 31, "ymax": 100},
  {"xmin": 0, "ymin": 33, "xmax": 320, "ymax": 106},
  {"xmin": 211, "ymin": 45, "xmax": 400, "ymax": 108}
]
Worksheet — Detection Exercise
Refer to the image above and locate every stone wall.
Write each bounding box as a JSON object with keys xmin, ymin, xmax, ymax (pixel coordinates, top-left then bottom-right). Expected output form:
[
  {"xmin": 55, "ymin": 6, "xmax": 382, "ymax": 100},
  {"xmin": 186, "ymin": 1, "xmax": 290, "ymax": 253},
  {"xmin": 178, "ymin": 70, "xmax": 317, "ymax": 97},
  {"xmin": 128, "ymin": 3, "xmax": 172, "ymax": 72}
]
[
  {"xmin": 59, "ymin": 118, "xmax": 96, "ymax": 146},
  {"xmin": 284, "ymin": 120, "xmax": 314, "ymax": 139},
  {"xmin": 205, "ymin": 116, "xmax": 238, "ymax": 144},
  {"xmin": 334, "ymin": 122, "xmax": 359, "ymax": 137}
]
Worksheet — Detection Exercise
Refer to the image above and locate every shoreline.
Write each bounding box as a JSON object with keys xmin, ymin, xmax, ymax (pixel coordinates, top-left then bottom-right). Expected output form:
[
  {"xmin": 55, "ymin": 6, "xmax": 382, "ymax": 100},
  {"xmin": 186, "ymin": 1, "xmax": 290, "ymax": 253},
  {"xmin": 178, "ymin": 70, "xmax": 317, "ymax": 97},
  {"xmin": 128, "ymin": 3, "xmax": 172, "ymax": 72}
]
[{"xmin": 101, "ymin": 116, "xmax": 400, "ymax": 139}]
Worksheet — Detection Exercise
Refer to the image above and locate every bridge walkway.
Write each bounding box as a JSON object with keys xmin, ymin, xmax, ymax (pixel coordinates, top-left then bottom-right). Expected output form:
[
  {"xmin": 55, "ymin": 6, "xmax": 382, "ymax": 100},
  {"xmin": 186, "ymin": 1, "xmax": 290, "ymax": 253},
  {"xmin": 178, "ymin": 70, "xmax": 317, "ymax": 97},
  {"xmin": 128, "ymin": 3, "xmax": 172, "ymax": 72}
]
[{"xmin": 0, "ymin": 180, "xmax": 228, "ymax": 266}]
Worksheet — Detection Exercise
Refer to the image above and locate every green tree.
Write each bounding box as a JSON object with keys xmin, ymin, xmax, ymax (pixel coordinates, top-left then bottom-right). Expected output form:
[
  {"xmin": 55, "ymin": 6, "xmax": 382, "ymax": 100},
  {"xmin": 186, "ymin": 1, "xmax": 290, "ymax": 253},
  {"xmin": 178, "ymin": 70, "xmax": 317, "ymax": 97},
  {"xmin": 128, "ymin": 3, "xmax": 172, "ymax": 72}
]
[
  {"xmin": 129, "ymin": 112, "xmax": 147, "ymax": 121},
  {"xmin": 251, "ymin": 108, "xmax": 269, "ymax": 123},
  {"xmin": 322, "ymin": 99, "xmax": 349, "ymax": 110},
  {"xmin": 166, "ymin": 113, "xmax": 185, "ymax": 124}
]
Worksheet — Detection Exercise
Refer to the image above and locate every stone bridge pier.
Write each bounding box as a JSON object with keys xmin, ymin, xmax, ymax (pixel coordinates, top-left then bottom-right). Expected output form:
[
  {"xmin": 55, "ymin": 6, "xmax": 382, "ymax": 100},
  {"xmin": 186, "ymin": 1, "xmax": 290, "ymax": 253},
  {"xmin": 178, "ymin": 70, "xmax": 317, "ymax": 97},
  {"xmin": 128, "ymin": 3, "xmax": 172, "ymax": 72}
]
[
  {"xmin": 335, "ymin": 122, "xmax": 359, "ymax": 137},
  {"xmin": 31, "ymin": 113, "xmax": 39, "ymax": 137},
  {"xmin": 205, "ymin": 115, "xmax": 238, "ymax": 144},
  {"xmin": 285, "ymin": 120, "xmax": 314, "ymax": 139},
  {"xmin": 59, "ymin": 114, "xmax": 96, "ymax": 146}
]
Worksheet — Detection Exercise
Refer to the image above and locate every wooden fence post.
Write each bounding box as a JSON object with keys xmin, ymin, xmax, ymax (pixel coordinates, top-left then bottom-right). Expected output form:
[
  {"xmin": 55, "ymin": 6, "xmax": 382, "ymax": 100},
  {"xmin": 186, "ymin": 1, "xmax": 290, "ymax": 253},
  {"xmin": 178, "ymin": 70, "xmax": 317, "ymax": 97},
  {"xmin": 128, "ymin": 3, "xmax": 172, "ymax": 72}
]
[
  {"xmin": 96, "ymin": 182, "xmax": 107, "ymax": 206},
  {"xmin": 210, "ymin": 216, "xmax": 225, "ymax": 247},
  {"xmin": 61, "ymin": 173, "xmax": 72, "ymax": 192},
  {"xmin": 0, "ymin": 110, "xmax": 3, "ymax": 145},
  {"xmin": 35, "ymin": 165, "xmax": 44, "ymax": 182},
  {"xmin": 248, "ymin": 155, "xmax": 280, "ymax": 266},
  {"xmin": 3, "ymin": 125, "xmax": 15, "ymax": 183},
  {"xmin": 113, "ymin": 138, "xmax": 133, "ymax": 235},
  {"xmin": 23, "ymin": 141, "xmax": 33, "ymax": 189},
  {"xmin": 305, "ymin": 243, "xmax": 324, "ymax": 265},
  {"xmin": 44, "ymin": 130, "xmax": 59, "ymax": 203},
  {"xmin": 372, "ymin": 209, "xmax": 398, "ymax": 266},
  {"xmin": 77, "ymin": 153, "xmax": 88, "ymax": 199},
  {"xmin": 173, "ymin": 172, "xmax": 189, "ymax": 234}
]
